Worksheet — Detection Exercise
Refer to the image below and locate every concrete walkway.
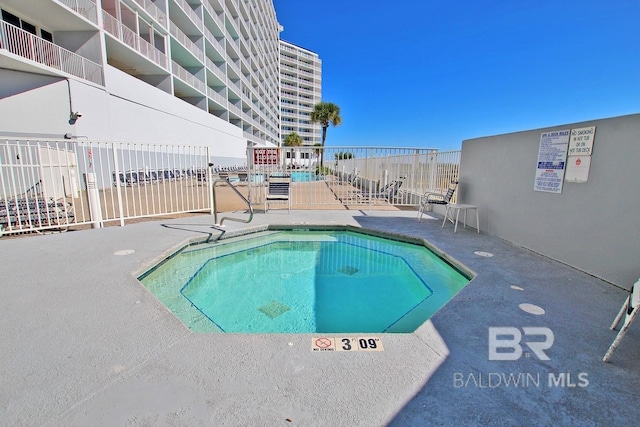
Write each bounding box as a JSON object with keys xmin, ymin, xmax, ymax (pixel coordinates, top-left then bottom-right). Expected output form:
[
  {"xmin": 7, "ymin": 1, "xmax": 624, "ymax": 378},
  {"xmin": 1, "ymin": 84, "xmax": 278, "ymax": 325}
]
[{"xmin": 1, "ymin": 209, "xmax": 639, "ymax": 426}]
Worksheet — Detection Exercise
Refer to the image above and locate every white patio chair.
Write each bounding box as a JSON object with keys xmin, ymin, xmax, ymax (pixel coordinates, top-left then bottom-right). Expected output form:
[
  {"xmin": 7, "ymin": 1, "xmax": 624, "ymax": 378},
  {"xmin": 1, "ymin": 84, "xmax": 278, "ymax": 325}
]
[
  {"xmin": 417, "ymin": 180, "xmax": 458, "ymax": 222},
  {"xmin": 265, "ymin": 176, "xmax": 291, "ymax": 213}
]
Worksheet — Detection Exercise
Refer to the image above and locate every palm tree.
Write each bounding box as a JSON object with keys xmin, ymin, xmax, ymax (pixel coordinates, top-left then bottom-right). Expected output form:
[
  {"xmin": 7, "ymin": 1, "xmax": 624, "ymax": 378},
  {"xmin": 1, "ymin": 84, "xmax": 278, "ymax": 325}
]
[
  {"xmin": 282, "ymin": 132, "xmax": 303, "ymax": 146},
  {"xmin": 311, "ymin": 102, "xmax": 342, "ymax": 167},
  {"xmin": 282, "ymin": 132, "xmax": 302, "ymax": 169},
  {"xmin": 311, "ymin": 102, "xmax": 342, "ymax": 147}
]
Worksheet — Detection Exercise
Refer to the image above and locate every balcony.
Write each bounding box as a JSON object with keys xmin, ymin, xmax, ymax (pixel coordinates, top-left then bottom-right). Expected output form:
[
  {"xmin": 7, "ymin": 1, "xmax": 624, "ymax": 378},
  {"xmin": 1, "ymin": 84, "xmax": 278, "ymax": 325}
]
[
  {"xmin": 102, "ymin": 12, "xmax": 168, "ymax": 69},
  {"xmin": 204, "ymin": 56, "xmax": 225, "ymax": 81},
  {"xmin": 172, "ymin": 60, "xmax": 205, "ymax": 93},
  {"xmin": 57, "ymin": 0, "xmax": 99, "ymax": 25},
  {"xmin": 173, "ymin": 0, "xmax": 203, "ymax": 29},
  {"xmin": 169, "ymin": 23, "xmax": 205, "ymax": 62},
  {"xmin": 131, "ymin": 0, "xmax": 168, "ymax": 29},
  {"xmin": 203, "ymin": 27, "xmax": 224, "ymax": 57},
  {"xmin": 0, "ymin": 20, "xmax": 103, "ymax": 85},
  {"xmin": 202, "ymin": 1, "xmax": 225, "ymax": 32},
  {"xmin": 206, "ymin": 86, "xmax": 226, "ymax": 105}
]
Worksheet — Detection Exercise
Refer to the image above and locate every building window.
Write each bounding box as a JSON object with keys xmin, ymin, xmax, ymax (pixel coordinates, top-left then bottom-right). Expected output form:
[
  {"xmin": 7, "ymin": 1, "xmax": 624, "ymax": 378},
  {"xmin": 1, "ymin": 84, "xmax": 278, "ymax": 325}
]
[
  {"xmin": 41, "ymin": 29, "xmax": 53, "ymax": 42},
  {"xmin": 1, "ymin": 10, "xmax": 21, "ymax": 27},
  {"xmin": 1, "ymin": 9, "xmax": 53, "ymax": 41},
  {"xmin": 21, "ymin": 20, "xmax": 36, "ymax": 35}
]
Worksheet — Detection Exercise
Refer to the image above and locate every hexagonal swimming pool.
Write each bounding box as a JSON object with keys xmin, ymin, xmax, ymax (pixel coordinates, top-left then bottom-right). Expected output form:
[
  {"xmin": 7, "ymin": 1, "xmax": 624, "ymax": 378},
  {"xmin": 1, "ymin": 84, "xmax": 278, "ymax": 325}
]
[{"xmin": 139, "ymin": 228, "xmax": 471, "ymax": 333}]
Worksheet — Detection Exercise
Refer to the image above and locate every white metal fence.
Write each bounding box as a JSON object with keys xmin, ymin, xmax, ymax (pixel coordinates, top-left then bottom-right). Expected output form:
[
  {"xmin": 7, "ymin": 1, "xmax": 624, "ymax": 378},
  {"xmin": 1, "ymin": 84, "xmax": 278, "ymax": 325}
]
[
  {"xmin": 1, "ymin": 138, "xmax": 211, "ymax": 236},
  {"xmin": 1, "ymin": 139, "xmax": 461, "ymax": 236},
  {"xmin": 246, "ymin": 146, "xmax": 460, "ymax": 209}
]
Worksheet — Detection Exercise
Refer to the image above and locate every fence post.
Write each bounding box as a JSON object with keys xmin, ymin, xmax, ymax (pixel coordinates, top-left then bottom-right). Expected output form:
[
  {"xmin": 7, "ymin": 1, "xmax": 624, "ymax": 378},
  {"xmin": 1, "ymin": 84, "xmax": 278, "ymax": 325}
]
[
  {"xmin": 207, "ymin": 146, "xmax": 215, "ymax": 216},
  {"xmin": 112, "ymin": 146, "xmax": 125, "ymax": 227},
  {"xmin": 428, "ymin": 150, "xmax": 438, "ymax": 192},
  {"xmin": 84, "ymin": 172, "xmax": 103, "ymax": 228}
]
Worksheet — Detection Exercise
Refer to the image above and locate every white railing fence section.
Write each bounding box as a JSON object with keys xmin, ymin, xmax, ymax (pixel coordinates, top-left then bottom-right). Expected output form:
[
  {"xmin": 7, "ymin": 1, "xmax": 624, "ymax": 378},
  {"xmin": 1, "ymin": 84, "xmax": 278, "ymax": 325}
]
[
  {"xmin": 0, "ymin": 138, "xmax": 210, "ymax": 236},
  {"xmin": 1, "ymin": 139, "xmax": 461, "ymax": 236},
  {"xmin": 246, "ymin": 146, "xmax": 460, "ymax": 209}
]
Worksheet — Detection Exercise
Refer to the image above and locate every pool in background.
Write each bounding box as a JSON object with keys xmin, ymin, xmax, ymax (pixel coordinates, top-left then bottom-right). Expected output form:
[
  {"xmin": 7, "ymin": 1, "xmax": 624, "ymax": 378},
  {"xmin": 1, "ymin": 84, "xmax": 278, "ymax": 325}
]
[
  {"xmin": 250, "ymin": 171, "xmax": 321, "ymax": 184},
  {"xmin": 139, "ymin": 229, "xmax": 471, "ymax": 333},
  {"xmin": 290, "ymin": 171, "xmax": 320, "ymax": 182}
]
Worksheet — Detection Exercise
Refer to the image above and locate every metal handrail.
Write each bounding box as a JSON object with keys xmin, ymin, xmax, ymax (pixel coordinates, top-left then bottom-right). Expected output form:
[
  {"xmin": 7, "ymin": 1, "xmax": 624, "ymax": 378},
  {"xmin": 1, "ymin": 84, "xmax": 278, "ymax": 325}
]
[{"xmin": 212, "ymin": 178, "xmax": 253, "ymax": 226}]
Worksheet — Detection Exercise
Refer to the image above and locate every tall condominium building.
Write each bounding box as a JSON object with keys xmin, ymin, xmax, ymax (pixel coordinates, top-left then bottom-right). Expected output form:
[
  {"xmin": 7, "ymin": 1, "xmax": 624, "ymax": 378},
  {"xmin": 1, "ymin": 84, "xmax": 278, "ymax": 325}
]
[
  {"xmin": 279, "ymin": 40, "xmax": 322, "ymax": 146},
  {"xmin": 0, "ymin": 0, "xmax": 284, "ymax": 164}
]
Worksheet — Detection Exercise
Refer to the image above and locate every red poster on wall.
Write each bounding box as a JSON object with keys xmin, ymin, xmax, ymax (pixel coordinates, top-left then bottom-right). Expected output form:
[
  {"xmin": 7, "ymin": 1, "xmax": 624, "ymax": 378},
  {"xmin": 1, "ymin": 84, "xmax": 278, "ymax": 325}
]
[{"xmin": 253, "ymin": 148, "xmax": 279, "ymax": 165}]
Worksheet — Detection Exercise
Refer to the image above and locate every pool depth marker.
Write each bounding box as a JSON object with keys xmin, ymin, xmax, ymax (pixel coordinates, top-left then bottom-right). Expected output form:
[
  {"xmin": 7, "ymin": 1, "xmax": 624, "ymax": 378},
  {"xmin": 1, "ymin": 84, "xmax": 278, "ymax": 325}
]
[{"xmin": 311, "ymin": 336, "xmax": 384, "ymax": 352}]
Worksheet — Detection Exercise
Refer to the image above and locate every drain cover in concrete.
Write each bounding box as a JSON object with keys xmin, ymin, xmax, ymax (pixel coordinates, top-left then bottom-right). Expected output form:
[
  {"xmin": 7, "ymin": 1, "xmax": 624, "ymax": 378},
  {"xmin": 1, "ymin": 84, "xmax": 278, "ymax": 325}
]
[
  {"xmin": 474, "ymin": 251, "xmax": 494, "ymax": 257},
  {"xmin": 337, "ymin": 265, "xmax": 359, "ymax": 276},
  {"xmin": 114, "ymin": 249, "xmax": 135, "ymax": 256},
  {"xmin": 258, "ymin": 300, "xmax": 291, "ymax": 319},
  {"xmin": 519, "ymin": 303, "xmax": 545, "ymax": 315}
]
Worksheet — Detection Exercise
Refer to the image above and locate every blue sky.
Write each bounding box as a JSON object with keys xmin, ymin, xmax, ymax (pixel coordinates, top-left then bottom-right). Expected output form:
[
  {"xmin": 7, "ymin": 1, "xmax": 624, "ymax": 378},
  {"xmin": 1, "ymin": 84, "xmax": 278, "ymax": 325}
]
[{"xmin": 273, "ymin": 0, "xmax": 640, "ymax": 150}]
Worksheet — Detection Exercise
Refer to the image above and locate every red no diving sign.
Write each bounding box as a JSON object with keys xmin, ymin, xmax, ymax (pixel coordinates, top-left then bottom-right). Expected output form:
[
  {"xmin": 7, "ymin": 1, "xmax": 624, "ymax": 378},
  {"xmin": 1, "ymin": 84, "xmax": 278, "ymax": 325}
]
[{"xmin": 315, "ymin": 337, "xmax": 333, "ymax": 349}]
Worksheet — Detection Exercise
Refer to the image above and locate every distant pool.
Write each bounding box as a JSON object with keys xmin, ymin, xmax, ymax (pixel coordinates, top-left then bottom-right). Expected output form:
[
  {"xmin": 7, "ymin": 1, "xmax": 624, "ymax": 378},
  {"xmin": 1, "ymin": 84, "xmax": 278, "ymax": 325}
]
[
  {"xmin": 290, "ymin": 171, "xmax": 320, "ymax": 182},
  {"xmin": 250, "ymin": 171, "xmax": 320, "ymax": 184}
]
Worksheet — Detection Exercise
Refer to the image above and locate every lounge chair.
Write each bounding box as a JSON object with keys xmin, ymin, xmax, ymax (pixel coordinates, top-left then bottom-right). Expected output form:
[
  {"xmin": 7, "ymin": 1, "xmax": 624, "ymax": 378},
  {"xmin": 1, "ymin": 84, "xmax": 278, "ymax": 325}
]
[
  {"xmin": 265, "ymin": 175, "xmax": 291, "ymax": 213},
  {"xmin": 603, "ymin": 279, "xmax": 640, "ymax": 362},
  {"xmin": 358, "ymin": 180, "xmax": 403, "ymax": 203},
  {"xmin": 417, "ymin": 181, "xmax": 458, "ymax": 222}
]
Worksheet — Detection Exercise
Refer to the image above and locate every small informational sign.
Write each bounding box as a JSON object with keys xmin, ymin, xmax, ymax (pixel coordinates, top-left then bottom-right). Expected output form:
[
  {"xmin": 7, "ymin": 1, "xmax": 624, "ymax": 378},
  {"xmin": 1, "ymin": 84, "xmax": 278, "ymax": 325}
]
[
  {"xmin": 565, "ymin": 156, "xmax": 592, "ymax": 183},
  {"xmin": 565, "ymin": 125, "xmax": 595, "ymax": 183},
  {"xmin": 311, "ymin": 336, "xmax": 384, "ymax": 352},
  {"xmin": 534, "ymin": 129, "xmax": 570, "ymax": 194},
  {"xmin": 253, "ymin": 148, "xmax": 279, "ymax": 165},
  {"xmin": 568, "ymin": 126, "xmax": 596, "ymax": 156}
]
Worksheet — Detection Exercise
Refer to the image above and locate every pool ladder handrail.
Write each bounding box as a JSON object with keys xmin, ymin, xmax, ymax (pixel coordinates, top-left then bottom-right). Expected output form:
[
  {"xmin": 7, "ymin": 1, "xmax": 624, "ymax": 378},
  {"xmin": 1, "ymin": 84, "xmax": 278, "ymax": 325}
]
[{"xmin": 212, "ymin": 177, "xmax": 253, "ymax": 226}]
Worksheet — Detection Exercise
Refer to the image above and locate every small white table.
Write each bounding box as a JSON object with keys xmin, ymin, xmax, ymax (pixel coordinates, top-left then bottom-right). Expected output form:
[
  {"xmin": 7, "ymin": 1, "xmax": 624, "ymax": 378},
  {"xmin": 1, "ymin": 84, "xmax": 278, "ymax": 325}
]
[{"xmin": 442, "ymin": 204, "xmax": 480, "ymax": 234}]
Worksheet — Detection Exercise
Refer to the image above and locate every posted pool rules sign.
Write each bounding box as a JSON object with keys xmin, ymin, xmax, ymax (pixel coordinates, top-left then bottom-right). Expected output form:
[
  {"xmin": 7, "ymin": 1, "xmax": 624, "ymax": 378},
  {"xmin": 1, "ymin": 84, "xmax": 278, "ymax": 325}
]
[
  {"xmin": 534, "ymin": 129, "xmax": 570, "ymax": 194},
  {"xmin": 311, "ymin": 337, "xmax": 384, "ymax": 352}
]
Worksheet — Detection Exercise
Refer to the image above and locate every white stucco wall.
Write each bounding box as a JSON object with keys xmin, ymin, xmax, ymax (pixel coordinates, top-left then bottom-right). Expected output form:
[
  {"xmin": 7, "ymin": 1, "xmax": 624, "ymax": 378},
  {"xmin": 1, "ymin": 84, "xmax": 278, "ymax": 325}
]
[
  {"xmin": 74, "ymin": 66, "xmax": 247, "ymax": 162},
  {"xmin": 0, "ymin": 67, "xmax": 248, "ymax": 164},
  {"xmin": 459, "ymin": 113, "xmax": 640, "ymax": 288},
  {"xmin": 0, "ymin": 69, "xmax": 73, "ymax": 138}
]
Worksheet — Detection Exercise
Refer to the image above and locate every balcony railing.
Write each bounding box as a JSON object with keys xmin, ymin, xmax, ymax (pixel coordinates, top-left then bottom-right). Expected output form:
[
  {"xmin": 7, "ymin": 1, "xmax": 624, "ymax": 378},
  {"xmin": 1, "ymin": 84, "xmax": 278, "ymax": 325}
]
[
  {"xmin": 169, "ymin": 23, "xmax": 204, "ymax": 62},
  {"xmin": 174, "ymin": 0, "xmax": 203, "ymax": 29},
  {"xmin": 172, "ymin": 60, "xmax": 205, "ymax": 93},
  {"xmin": 203, "ymin": 1, "xmax": 224, "ymax": 32},
  {"xmin": 205, "ymin": 56, "xmax": 225, "ymax": 81},
  {"xmin": 206, "ymin": 86, "xmax": 226, "ymax": 105},
  {"xmin": 0, "ymin": 21, "xmax": 103, "ymax": 85},
  {"xmin": 203, "ymin": 27, "xmax": 224, "ymax": 56},
  {"xmin": 228, "ymin": 103, "xmax": 241, "ymax": 117},
  {"xmin": 102, "ymin": 12, "xmax": 168, "ymax": 69},
  {"xmin": 57, "ymin": 0, "xmax": 98, "ymax": 24},
  {"xmin": 131, "ymin": 0, "xmax": 167, "ymax": 28}
]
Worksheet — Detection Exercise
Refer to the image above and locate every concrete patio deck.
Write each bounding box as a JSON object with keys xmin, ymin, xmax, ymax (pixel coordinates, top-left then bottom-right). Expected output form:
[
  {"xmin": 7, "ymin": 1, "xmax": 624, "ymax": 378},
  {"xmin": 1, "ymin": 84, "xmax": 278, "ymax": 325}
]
[{"xmin": 1, "ymin": 209, "xmax": 639, "ymax": 426}]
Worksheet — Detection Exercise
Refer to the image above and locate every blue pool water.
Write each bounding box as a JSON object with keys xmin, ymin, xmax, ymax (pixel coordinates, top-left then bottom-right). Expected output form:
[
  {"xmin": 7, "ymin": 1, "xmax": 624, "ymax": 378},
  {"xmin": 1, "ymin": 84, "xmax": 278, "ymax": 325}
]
[
  {"xmin": 290, "ymin": 171, "xmax": 320, "ymax": 182},
  {"xmin": 139, "ymin": 230, "xmax": 470, "ymax": 333},
  {"xmin": 250, "ymin": 171, "xmax": 320, "ymax": 184}
]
